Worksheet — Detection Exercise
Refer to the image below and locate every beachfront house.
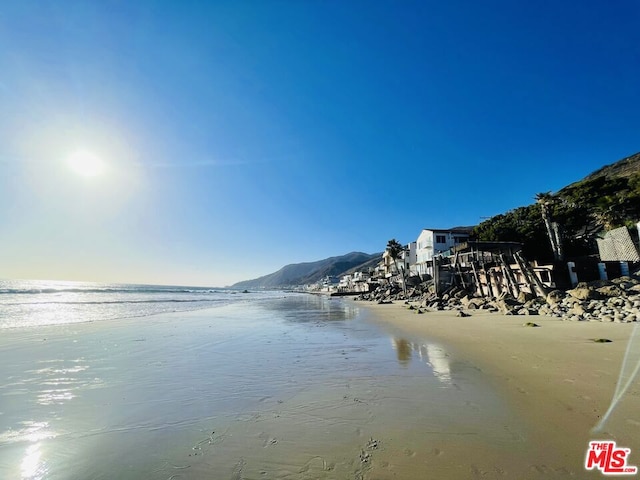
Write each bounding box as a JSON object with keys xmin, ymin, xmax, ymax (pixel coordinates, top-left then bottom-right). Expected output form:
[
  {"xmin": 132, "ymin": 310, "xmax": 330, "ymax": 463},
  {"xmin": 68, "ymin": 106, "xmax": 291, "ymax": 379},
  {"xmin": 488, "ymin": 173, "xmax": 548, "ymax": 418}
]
[
  {"xmin": 381, "ymin": 250, "xmax": 397, "ymax": 278},
  {"xmin": 338, "ymin": 274, "xmax": 353, "ymax": 292},
  {"xmin": 382, "ymin": 242, "xmax": 417, "ymax": 277},
  {"xmin": 414, "ymin": 227, "xmax": 473, "ymax": 277}
]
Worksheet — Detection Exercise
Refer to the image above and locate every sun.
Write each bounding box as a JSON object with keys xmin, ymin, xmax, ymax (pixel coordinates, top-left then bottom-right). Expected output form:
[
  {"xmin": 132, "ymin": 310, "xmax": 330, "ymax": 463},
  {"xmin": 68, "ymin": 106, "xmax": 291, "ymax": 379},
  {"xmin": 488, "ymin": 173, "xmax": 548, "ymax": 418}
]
[{"xmin": 67, "ymin": 150, "xmax": 106, "ymax": 177}]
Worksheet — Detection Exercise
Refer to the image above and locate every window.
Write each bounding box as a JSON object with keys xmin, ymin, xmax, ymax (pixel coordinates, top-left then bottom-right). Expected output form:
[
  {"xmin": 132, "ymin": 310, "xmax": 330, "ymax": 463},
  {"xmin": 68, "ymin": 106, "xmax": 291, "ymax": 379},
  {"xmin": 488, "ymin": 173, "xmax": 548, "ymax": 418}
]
[{"xmin": 435, "ymin": 235, "xmax": 446, "ymax": 244}]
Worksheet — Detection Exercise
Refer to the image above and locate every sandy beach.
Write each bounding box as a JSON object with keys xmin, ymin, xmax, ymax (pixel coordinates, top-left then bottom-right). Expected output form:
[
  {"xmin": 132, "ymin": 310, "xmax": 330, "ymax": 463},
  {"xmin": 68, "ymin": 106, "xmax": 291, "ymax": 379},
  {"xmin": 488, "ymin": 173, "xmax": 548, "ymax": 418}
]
[
  {"xmin": 355, "ymin": 300, "xmax": 640, "ymax": 478},
  {"xmin": 2, "ymin": 292, "xmax": 639, "ymax": 479}
]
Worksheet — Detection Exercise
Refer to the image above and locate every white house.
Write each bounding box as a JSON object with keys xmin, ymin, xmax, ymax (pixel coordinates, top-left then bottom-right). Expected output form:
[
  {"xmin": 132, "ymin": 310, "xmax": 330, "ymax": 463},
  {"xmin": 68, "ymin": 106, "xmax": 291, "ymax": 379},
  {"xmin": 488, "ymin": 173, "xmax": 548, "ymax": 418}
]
[
  {"xmin": 405, "ymin": 241, "xmax": 417, "ymax": 275},
  {"xmin": 382, "ymin": 241, "xmax": 417, "ymax": 277},
  {"xmin": 415, "ymin": 228, "xmax": 473, "ymax": 276}
]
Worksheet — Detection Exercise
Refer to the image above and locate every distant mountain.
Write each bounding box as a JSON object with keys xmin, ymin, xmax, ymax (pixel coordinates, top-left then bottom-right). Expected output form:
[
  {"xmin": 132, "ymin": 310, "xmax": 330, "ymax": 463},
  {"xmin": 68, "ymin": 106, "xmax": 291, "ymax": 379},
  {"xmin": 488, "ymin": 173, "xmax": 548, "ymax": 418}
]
[{"xmin": 231, "ymin": 252, "xmax": 382, "ymax": 289}]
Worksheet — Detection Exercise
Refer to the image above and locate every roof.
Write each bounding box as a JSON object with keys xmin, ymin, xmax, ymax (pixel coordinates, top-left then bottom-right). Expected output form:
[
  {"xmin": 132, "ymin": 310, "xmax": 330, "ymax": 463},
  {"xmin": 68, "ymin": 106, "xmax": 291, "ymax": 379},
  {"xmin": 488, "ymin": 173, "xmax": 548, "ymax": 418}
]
[
  {"xmin": 420, "ymin": 226, "xmax": 474, "ymax": 234},
  {"xmin": 452, "ymin": 241, "xmax": 523, "ymax": 254}
]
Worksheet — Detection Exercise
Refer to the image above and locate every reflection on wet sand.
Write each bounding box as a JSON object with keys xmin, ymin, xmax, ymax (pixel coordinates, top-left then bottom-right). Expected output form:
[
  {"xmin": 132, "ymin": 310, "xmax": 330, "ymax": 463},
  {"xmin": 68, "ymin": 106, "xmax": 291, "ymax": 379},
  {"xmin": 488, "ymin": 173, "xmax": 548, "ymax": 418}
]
[
  {"xmin": 391, "ymin": 338, "xmax": 452, "ymax": 384},
  {"xmin": 2, "ymin": 357, "xmax": 94, "ymax": 479},
  {"xmin": 0, "ymin": 296, "xmax": 515, "ymax": 479},
  {"xmin": 391, "ymin": 338, "xmax": 412, "ymax": 366},
  {"xmin": 21, "ymin": 443, "xmax": 47, "ymax": 480},
  {"xmin": 259, "ymin": 294, "xmax": 360, "ymax": 323}
]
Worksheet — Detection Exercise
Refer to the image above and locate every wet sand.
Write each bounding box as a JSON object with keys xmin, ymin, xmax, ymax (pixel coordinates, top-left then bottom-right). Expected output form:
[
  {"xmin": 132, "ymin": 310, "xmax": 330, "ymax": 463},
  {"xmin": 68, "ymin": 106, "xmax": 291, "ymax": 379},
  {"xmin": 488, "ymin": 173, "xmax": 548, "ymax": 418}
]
[
  {"xmin": 2, "ymin": 294, "xmax": 638, "ymax": 479},
  {"xmin": 1, "ymin": 295, "xmax": 519, "ymax": 480},
  {"xmin": 357, "ymin": 301, "xmax": 640, "ymax": 478}
]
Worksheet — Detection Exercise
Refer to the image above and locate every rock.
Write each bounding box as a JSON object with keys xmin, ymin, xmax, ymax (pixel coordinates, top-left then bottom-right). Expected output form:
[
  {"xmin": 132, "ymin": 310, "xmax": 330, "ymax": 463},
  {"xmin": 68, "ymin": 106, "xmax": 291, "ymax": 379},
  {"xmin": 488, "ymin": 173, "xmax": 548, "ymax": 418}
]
[
  {"xmin": 456, "ymin": 311, "xmax": 470, "ymax": 317},
  {"xmin": 593, "ymin": 338, "xmax": 612, "ymax": 343},
  {"xmin": 612, "ymin": 276, "xmax": 639, "ymax": 289},
  {"xmin": 569, "ymin": 304, "xmax": 586, "ymax": 316},
  {"xmin": 538, "ymin": 305, "xmax": 551, "ymax": 315},
  {"xmin": 523, "ymin": 322, "xmax": 540, "ymax": 327},
  {"xmin": 567, "ymin": 286, "xmax": 600, "ymax": 301},
  {"xmin": 497, "ymin": 299, "xmax": 520, "ymax": 315},
  {"xmin": 563, "ymin": 296, "xmax": 582, "ymax": 306},
  {"xmin": 546, "ymin": 290, "xmax": 565, "ymax": 306},
  {"xmin": 517, "ymin": 292, "xmax": 534, "ymax": 303},
  {"xmin": 466, "ymin": 298, "xmax": 487, "ymax": 310},
  {"xmin": 596, "ymin": 285, "xmax": 624, "ymax": 298},
  {"xmin": 588, "ymin": 279, "xmax": 614, "ymax": 288}
]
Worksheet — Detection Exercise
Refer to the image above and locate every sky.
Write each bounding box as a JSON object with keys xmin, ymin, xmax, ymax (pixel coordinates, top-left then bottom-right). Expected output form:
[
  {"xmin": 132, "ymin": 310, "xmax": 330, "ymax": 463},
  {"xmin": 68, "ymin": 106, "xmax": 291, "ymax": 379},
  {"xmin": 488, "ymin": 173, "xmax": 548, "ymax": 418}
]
[{"xmin": 0, "ymin": 0, "xmax": 639, "ymax": 287}]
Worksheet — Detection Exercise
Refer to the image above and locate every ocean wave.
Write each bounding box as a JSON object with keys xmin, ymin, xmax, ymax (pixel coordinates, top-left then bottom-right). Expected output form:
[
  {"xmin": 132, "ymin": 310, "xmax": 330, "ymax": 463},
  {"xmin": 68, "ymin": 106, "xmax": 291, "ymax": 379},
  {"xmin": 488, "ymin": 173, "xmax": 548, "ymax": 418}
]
[
  {"xmin": 3, "ymin": 299, "xmax": 223, "ymax": 306},
  {"xmin": 0, "ymin": 287, "xmax": 224, "ymax": 295}
]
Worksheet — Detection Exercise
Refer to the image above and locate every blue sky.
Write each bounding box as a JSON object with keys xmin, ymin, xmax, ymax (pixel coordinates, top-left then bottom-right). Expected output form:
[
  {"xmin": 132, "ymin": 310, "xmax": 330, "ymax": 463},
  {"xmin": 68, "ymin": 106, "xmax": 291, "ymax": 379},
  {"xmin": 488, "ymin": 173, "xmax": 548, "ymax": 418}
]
[{"xmin": 1, "ymin": 1, "xmax": 639, "ymax": 286}]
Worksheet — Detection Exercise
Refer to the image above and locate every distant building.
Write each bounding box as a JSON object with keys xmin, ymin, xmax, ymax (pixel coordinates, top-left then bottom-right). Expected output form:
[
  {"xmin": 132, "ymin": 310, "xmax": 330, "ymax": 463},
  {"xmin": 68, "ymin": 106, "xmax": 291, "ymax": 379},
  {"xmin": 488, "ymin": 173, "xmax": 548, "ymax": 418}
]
[
  {"xmin": 405, "ymin": 241, "xmax": 417, "ymax": 275},
  {"xmin": 381, "ymin": 241, "xmax": 418, "ymax": 278},
  {"xmin": 415, "ymin": 227, "xmax": 473, "ymax": 276}
]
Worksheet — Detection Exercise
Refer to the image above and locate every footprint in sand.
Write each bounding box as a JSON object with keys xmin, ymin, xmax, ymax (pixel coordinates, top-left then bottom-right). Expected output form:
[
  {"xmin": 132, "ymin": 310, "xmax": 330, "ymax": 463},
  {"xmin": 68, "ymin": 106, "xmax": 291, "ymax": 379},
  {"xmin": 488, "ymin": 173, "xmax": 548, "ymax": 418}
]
[
  {"xmin": 431, "ymin": 447, "xmax": 444, "ymax": 457},
  {"xmin": 403, "ymin": 448, "xmax": 416, "ymax": 457},
  {"xmin": 470, "ymin": 465, "xmax": 489, "ymax": 476},
  {"xmin": 258, "ymin": 432, "xmax": 278, "ymax": 447},
  {"xmin": 529, "ymin": 464, "xmax": 551, "ymax": 474},
  {"xmin": 230, "ymin": 458, "xmax": 246, "ymax": 480}
]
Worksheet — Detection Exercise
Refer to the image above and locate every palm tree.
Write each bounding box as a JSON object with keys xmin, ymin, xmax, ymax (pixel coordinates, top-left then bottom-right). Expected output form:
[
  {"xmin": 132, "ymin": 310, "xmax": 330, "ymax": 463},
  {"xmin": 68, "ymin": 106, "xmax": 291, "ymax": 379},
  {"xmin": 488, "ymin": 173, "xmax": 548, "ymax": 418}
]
[
  {"xmin": 386, "ymin": 239, "xmax": 407, "ymax": 295},
  {"xmin": 535, "ymin": 192, "xmax": 563, "ymax": 261}
]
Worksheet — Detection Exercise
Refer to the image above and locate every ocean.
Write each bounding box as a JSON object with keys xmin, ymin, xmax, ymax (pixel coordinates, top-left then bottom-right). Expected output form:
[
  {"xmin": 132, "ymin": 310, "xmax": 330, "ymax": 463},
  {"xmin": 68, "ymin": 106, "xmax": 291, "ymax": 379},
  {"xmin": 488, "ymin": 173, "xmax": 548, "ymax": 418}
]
[
  {"xmin": 0, "ymin": 279, "xmax": 283, "ymax": 329},
  {"xmin": 0, "ymin": 280, "xmax": 519, "ymax": 479}
]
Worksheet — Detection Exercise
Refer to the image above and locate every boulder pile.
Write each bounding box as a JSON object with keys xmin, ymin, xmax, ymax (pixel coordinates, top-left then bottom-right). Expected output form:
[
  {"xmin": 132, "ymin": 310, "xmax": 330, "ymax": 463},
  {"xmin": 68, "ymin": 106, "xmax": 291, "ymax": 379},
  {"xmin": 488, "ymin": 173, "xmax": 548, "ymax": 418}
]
[{"xmin": 355, "ymin": 276, "xmax": 640, "ymax": 322}]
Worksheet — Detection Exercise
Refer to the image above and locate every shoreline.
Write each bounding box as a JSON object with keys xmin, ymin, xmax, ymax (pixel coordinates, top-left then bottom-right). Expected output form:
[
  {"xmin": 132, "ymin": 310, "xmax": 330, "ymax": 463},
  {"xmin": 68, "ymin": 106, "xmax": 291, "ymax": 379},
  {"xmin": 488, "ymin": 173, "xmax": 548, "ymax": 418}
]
[
  {"xmin": 3, "ymin": 292, "xmax": 639, "ymax": 479},
  {"xmin": 354, "ymin": 299, "xmax": 640, "ymax": 477}
]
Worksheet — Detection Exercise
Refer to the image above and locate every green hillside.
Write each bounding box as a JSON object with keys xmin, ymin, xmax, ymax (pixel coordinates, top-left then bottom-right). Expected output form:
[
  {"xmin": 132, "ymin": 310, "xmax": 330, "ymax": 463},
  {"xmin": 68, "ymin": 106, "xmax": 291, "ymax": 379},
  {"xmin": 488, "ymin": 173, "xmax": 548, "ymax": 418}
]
[{"xmin": 473, "ymin": 151, "xmax": 640, "ymax": 260}]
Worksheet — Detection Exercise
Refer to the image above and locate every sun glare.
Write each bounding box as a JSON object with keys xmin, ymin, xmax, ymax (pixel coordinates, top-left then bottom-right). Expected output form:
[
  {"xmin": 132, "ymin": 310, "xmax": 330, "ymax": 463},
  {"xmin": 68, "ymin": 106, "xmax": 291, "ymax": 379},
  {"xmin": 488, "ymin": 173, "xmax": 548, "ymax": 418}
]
[{"xmin": 67, "ymin": 150, "xmax": 106, "ymax": 177}]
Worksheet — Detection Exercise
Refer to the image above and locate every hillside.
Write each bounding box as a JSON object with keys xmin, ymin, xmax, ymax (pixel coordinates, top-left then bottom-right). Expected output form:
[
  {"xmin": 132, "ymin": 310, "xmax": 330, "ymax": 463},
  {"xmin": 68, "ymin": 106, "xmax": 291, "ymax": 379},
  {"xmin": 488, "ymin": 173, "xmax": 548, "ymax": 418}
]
[
  {"xmin": 231, "ymin": 252, "xmax": 381, "ymax": 289},
  {"xmin": 473, "ymin": 150, "xmax": 640, "ymax": 260},
  {"xmin": 580, "ymin": 151, "xmax": 640, "ymax": 183}
]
